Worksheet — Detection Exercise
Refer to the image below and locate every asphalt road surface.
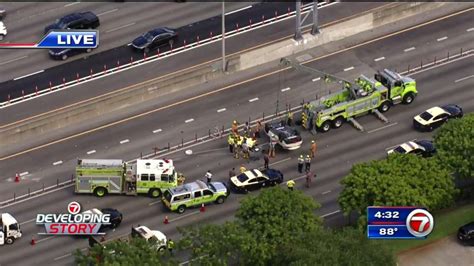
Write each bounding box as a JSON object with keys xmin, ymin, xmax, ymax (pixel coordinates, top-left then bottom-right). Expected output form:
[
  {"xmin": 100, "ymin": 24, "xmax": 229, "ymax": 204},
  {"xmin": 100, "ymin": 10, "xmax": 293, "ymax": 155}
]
[
  {"xmin": 0, "ymin": 9, "xmax": 473, "ymax": 265},
  {"xmin": 0, "ymin": 2, "xmax": 383, "ymax": 114}
]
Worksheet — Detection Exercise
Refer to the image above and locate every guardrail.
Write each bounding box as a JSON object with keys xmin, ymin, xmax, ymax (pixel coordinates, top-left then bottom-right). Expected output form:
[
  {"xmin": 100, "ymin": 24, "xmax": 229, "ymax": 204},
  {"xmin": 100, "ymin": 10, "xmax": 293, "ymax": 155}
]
[
  {"xmin": 0, "ymin": 2, "xmax": 331, "ymax": 109},
  {"xmin": 1, "ymin": 47, "xmax": 471, "ymax": 208}
]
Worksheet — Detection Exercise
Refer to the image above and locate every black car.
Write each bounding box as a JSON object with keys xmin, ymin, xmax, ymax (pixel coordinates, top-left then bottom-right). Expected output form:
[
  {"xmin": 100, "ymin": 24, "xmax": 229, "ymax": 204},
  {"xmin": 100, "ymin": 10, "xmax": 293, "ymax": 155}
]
[
  {"xmin": 131, "ymin": 27, "xmax": 177, "ymax": 52},
  {"xmin": 413, "ymin": 104, "xmax": 463, "ymax": 131},
  {"xmin": 229, "ymin": 168, "xmax": 284, "ymax": 193},
  {"xmin": 100, "ymin": 208, "xmax": 123, "ymax": 230},
  {"xmin": 44, "ymin": 12, "xmax": 100, "ymax": 34},
  {"xmin": 48, "ymin": 47, "xmax": 93, "ymax": 60},
  {"xmin": 387, "ymin": 139, "xmax": 436, "ymax": 157},
  {"xmin": 458, "ymin": 222, "xmax": 474, "ymax": 246},
  {"xmin": 264, "ymin": 121, "xmax": 303, "ymax": 150}
]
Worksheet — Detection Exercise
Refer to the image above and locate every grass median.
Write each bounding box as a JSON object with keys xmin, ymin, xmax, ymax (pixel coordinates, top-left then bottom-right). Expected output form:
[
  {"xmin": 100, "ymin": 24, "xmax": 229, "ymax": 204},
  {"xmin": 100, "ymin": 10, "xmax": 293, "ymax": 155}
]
[{"xmin": 382, "ymin": 203, "xmax": 474, "ymax": 254}]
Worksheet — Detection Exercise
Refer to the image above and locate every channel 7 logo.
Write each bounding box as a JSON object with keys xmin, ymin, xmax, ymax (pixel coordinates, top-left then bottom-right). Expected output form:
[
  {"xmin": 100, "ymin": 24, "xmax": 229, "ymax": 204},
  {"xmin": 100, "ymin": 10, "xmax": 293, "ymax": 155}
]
[{"xmin": 0, "ymin": 30, "xmax": 98, "ymax": 49}]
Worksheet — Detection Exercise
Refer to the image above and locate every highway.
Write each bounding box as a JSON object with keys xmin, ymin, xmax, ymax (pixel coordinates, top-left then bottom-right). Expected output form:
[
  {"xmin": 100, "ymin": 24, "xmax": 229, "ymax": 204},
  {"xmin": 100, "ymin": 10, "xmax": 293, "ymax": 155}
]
[
  {"xmin": 0, "ymin": 8, "xmax": 472, "ymax": 265},
  {"xmin": 0, "ymin": 2, "xmax": 383, "ymax": 114}
]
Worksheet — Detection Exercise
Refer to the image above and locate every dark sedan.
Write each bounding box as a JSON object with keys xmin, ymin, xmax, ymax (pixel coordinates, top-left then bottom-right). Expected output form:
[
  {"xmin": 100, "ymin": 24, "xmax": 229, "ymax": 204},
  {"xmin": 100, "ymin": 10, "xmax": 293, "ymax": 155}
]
[
  {"xmin": 44, "ymin": 12, "xmax": 100, "ymax": 34},
  {"xmin": 229, "ymin": 168, "xmax": 284, "ymax": 193},
  {"xmin": 458, "ymin": 222, "xmax": 474, "ymax": 246},
  {"xmin": 413, "ymin": 104, "xmax": 463, "ymax": 131},
  {"xmin": 131, "ymin": 27, "xmax": 177, "ymax": 53},
  {"xmin": 48, "ymin": 47, "xmax": 93, "ymax": 60},
  {"xmin": 82, "ymin": 208, "xmax": 122, "ymax": 231},
  {"xmin": 264, "ymin": 121, "xmax": 303, "ymax": 150}
]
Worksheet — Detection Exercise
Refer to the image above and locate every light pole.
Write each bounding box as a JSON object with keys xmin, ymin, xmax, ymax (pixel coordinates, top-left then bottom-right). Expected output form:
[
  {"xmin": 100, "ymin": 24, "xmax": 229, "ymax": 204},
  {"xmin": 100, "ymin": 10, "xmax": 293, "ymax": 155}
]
[
  {"xmin": 294, "ymin": 1, "xmax": 303, "ymax": 40},
  {"xmin": 221, "ymin": 1, "xmax": 227, "ymax": 72}
]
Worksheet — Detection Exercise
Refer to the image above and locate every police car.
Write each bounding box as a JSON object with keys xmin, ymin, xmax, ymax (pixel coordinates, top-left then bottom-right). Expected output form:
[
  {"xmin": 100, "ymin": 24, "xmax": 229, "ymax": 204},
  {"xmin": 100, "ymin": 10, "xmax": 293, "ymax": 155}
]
[
  {"xmin": 264, "ymin": 121, "xmax": 303, "ymax": 150},
  {"xmin": 413, "ymin": 104, "xmax": 463, "ymax": 131},
  {"xmin": 387, "ymin": 140, "xmax": 436, "ymax": 157},
  {"xmin": 229, "ymin": 168, "xmax": 284, "ymax": 193}
]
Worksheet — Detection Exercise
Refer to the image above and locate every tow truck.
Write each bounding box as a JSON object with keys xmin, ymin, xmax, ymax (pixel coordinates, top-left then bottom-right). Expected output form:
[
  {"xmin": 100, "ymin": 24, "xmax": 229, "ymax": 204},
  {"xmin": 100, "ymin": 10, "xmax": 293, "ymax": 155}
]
[
  {"xmin": 75, "ymin": 159, "xmax": 178, "ymax": 198},
  {"xmin": 0, "ymin": 213, "xmax": 22, "ymax": 245},
  {"xmin": 280, "ymin": 58, "xmax": 417, "ymax": 132}
]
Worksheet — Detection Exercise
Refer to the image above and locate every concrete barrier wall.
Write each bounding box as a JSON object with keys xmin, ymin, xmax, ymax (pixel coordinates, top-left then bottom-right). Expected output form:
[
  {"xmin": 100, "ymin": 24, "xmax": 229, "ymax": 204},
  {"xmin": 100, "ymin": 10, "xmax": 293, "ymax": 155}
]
[{"xmin": 0, "ymin": 2, "xmax": 469, "ymax": 150}]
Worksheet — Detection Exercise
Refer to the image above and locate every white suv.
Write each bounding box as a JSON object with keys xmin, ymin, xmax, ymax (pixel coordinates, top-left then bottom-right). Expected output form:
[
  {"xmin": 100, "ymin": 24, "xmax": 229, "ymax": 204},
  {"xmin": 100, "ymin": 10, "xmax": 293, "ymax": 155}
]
[{"xmin": 0, "ymin": 21, "xmax": 6, "ymax": 41}]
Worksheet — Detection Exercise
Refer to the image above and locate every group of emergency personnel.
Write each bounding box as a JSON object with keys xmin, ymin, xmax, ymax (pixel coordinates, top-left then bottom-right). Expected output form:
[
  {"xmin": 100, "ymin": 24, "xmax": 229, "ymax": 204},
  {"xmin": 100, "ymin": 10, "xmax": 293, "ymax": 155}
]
[
  {"xmin": 288, "ymin": 139, "xmax": 317, "ymax": 190},
  {"xmin": 228, "ymin": 120, "xmax": 259, "ymax": 160}
]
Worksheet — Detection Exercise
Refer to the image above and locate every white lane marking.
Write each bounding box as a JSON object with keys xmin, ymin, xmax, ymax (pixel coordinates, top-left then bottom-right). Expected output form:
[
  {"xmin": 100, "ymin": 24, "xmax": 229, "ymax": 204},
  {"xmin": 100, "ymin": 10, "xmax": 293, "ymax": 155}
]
[
  {"xmin": 64, "ymin": 2, "xmax": 80, "ymax": 7},
  {"xmin": 52, "ymin": 160, "xmax": 63, "ymax": 166},
  {"xmin": 312, "ymin": 77, "xmax": 321, "ymax": 82},
  {"xmin": 148, "ymin": 200, "xmax": 161, "ymax": 206},
  {"xmin": 86, "ymin": 150, "xmax": 96, "ymax": 155},
  {"xmin": 374, "ymin": 56, "xmax": 385, "ymax": 62},
  {"xmin": 322, "ymin": 190, "xmax": 331, "ymax": 195},
  {"xmin": 249, "ymin": 97, "xmax": 259, "ymax": 102},
  {"xmin": 0, "ymin": 56, "xmax": 28, "ymax": 66},
  {"xmin": 321, "ymin": 209, "xmax": 341, "ymax": 218},
  {"xmin": 217, "ymin": 108, "xmax": 226, "ymax": 113},
  {"xmin": 225, "ymin": 5, "xmax": 252, "ymax": 16},
  {"xmin": 36, "ymin": 235, "xmax": 56, "ymax": 243},
  {"xmin": 269, "ymin": 157, "xmax": 291, "ymax": 167},
  {"xmin": 404, "ymin": 46, "xmax": 416, "ymax": 52},
  {"xmin": 105, "ymin": 22, "xmax": 136, "ymax": 33},
  {"xmin": 169, "ymin": 210, "xmax": 200, "ymax": 222},
  {"xmin": 20, "ymin": 218, "xmax": 36, "ymax": 225},
  {"xmin": 437, "ymin": 36, "xmax": 448, "ymax": 42},
  {"xmin": 19, "ymin": 171, "xmax": 29, "ymax": 176},
  {"xmin": 153, "ymin": 128, "xmax": 163, "ymax": 133},
  {"xmin": 13, "ymin": 70, "xmax": 44, "ymax": 81},
  {"xmin": 344, "ymin": 66, "xmax": 354, "ymax": 72},
  {"xmin": 367, "ymin": 122, "xmax": 398, "ymax": 134},
  {"xmin": 281, "ymin": 87, "xmax": 291, "ymax": 92},
  {"xmin": 97, "ymin": 8, "xmax": 118, "ymax": 16},
  {"xmin": 467, "ymin": 28, "xmax": 474, "ymax": 32},
  {"xmin": 185, "ymin": 118, "xmax": 194, "ymax": 123},
  {"xmin": 120, "ymin": 139, "xmax": 130, "ymax": 144},
  {"xmin": 454, "ymin": 74, "xmax": 474, "ymax": 83},
  {"xmin": 54, "ymin": 253, "xmax": 72, "ymax": 261}
]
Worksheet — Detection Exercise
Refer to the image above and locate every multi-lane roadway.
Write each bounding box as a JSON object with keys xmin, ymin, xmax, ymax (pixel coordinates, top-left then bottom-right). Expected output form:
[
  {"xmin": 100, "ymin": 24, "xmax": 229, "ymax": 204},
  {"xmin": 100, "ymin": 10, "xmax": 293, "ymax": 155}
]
[{"xmin": 0, "ymin": 6, "xmax": 472, "ymax": 265}]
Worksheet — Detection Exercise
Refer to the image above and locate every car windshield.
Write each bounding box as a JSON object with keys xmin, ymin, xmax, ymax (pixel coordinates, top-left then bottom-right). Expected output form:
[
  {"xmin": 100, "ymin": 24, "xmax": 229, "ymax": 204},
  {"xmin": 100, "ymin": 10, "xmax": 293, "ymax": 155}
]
[
  {"xmin": 208, "ymin": 183, "xmax": 217, "ymax": 192},
  {"xmin": 237, "ymin": 173, "xmax": 249, "ymax": 183},
  {"xmin": 143, "ymin": 32, "xmax": 154, "ymax": 41},
  {"xmin": 394, "ymin": 146, "xmax": 407, "ymax": 153},
  {"xmin": 163, "ymin": 191, "xmax": 172, "ymax": 202},
  {"xmin": 419, "ymin": 111, "xmax": 433, "ymax": 121},
  {"xmin": 55, "ymin": 18, "xmax": 67, "ymax": 28}
]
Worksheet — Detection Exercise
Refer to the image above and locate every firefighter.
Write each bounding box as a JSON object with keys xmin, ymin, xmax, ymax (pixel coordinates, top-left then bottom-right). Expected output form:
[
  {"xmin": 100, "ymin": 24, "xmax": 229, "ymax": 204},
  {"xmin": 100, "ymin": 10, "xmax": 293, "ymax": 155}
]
[
  {"xmin": 232, "ymin": 120, "xmax": 239, "ymax": 134},
  {"xmin": 269, "ymin": 137, "xmax": 276, "ymax": 158},
  {"xmin": 297, "ymin": 155, "xmax": 304, "ymax": 173},
  {"xmin": 286, "ymin": 179, "xmax": 295, "ymax": 191},
  {"xmin": 263, "ymin": 151, "xmax": 269, "ymax": 169},
  {"xmin": 177, "ymin": 173, "xmax": 186, "ymax": 186},
  {"xmin": 304, "ymin": 155, "xmax": 311, "ymax": 172},
  {"xmin": 287, "ymin": 111, "xmax": 293, "ymax": 126},
  {"xmin": 242, "ymin": 141, "xmax": 249, "ymax": 160},
  {"xmin": 240, "ymin": 164, "xmax": 247, "ymax": 173},
  {"xmin": 310, "ymin": 140, "xmax": 317, "ymax": 158},
  {"xmin": 255, "ymin": 120, "xmax": 262, "ymax": 138},
  {"xmin": 227, "ymin": 134, "xmax": 235, "ymax": 153}
]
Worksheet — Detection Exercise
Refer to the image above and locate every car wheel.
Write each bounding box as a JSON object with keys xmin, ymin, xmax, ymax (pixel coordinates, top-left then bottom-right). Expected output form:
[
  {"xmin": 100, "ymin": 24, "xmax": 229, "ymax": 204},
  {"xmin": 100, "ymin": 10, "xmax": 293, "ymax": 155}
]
[
  {"xmin": 177, "ymin": 205, "xmax": 186, "ymax": 214},
  {"xmin": 332, "ymin": 116, "xmax": 344, "ymax": 128},
  {"xmin": 158, "ymin": 246, "xmax": 165, "ymax": 253},
  {"xmin": 93, "ymin": 187, "xmax": 107, "ymax": 197},
  {"xmin": 320, "ymin": 121, "xmax": 331, "ymax": 132},
  {"xmin": 216, "ymin": 196, "xmax": 225, "ymax": 204},
  {"xmin": 402, "ymin": 93, "xmax": 415, "ymax": 104},
  {"xmin": 6, "ymin": 237, "xmax": 14, "ymax": 245},
  {"xmin": 378, "ymin": 101, "xmax": 390, "ymax": 113},
  {"xmin": 61, "ymin": 54, "xmax": 68, "ymax": 60},
  {"xmin": 148, "ymin": 188, "xmax": 161, "ymax": 198}
]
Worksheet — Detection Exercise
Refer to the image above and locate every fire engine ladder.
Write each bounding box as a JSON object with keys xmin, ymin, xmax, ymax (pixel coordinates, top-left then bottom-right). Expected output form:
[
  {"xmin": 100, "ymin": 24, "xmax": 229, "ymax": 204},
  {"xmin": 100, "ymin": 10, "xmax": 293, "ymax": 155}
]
[
  {"xmin": 348, "ymin": 117, "xmax": 364, "ymax": 132},
  {"xmin": 280, "ymin": 57, "xmax": 359, "ymax": 99},
  {"xmin": 373, "ymin": 109, "xmax": 389, "ymax": 123}
]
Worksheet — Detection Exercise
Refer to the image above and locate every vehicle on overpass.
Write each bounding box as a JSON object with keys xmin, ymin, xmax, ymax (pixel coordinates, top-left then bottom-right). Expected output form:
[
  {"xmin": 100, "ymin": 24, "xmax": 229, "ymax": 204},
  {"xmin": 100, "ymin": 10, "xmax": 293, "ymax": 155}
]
[
  {"xmin": 387, "ymin": 139, "xmax": 436, "ymax": 157},
  {"xmin": 89, "ymin": 225, "xmax": 167, "ymax": 252},
  {"xmin": 413, "ymin": 104, "xmax": 463, "ymax": 131},
  {"xmin": 162, "ymin": 180, "xmax": 229, "ymax": 214},
  {"xmin": 44, "ymin": 12, "xmax": 100, "ymax": 33},
  {"xmin": 264, "ymin": 121, "xmax": 303, "ymax": 150},
  {"xmin": 280, "ymin": 58, "xmax": 418, "ymax": 133},
  {"xmin": 75, "ymin": 159, "xmax": 178, "ymax": 198},
  {"xmin": 131, "ymin": 27, "xmax": 177, "ymax": 53},
  {"xmin": 0, "ymin": 213, "xmax": 22, "ymax": 245},
  {"xmin": 230, "ymin": 168, "xmax": 284, "ymax": 193}
]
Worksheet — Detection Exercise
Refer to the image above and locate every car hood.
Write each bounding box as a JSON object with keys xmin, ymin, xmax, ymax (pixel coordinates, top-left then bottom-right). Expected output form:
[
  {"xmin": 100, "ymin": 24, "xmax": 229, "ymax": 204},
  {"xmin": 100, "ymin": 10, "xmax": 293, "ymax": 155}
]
[
  {"xmin": 132, "ymin": 36, "xmax": 148, "ymax": 48},
  {"xmin": 210, "ymin": 182, "xmax": 228, "ymax": 194}
]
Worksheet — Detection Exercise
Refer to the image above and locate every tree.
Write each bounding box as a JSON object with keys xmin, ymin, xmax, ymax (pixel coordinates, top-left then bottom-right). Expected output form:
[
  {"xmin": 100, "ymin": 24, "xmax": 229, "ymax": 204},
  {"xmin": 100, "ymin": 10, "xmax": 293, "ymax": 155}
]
[
  {"xmin": 434, "ymin": 114, "xmax": 474, "ymax": 180},
  {"xmin": 74, "ymin": 237, "xmax": 174, "ymax": 266},
  {"xmin": 339, "ymin": 154, "xmax": 458, "ymax": 228}
]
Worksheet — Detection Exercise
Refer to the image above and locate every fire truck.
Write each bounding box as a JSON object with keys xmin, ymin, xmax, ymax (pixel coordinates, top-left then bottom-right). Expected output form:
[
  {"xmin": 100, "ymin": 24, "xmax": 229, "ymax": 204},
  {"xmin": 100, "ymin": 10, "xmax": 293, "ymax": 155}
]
[
  {"xmin": 280, "ymin": 58, "xmax": 417, "ymax": 132},
  {"xmin": 75, "ymin": 159, "xmax": 178, "ymax": 198}
]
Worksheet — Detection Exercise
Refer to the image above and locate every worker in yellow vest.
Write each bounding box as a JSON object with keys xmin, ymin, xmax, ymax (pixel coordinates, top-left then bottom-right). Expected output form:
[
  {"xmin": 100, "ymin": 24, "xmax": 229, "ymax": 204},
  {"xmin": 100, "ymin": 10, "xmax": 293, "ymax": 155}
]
[
  {"xmin": 286, "ymin": 180, "xmax": 295, "ymax": 191},
  {"xmin": 227, "ymin": 134, "xmax": 235, "ymax": 153}
]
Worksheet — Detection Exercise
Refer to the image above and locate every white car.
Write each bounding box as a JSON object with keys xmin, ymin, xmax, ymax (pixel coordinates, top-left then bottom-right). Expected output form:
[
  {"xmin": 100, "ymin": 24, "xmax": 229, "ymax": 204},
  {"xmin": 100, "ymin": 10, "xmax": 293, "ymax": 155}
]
[
  {"xmin": 0, "ymin": 21, "xmax": 7, "ymax": 41},
  {"xmin": 387, "ymin": 140, "xmax": 436, "ymax": 157},
  {"xmin": 264, "ymin": 121, "xmax": 303, "ymax": 150}
]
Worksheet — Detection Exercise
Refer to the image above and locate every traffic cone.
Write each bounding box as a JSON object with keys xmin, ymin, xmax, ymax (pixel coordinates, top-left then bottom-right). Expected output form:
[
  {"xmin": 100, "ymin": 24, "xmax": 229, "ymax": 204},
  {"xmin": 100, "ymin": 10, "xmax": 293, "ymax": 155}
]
[
  {"xmin": 15, "ymin": 173, "xmax": 20, "ymax": 183},
  {"xmin": 163, "ymin": 216, "xmax": 169, "ymax": 224},
  {"xmin": 200, "ymin": 203, "xmax": 205, "ymax": 212},
  {"xmin": 30, "ymin": 236, "xmax": 36, "ymax": 245}
]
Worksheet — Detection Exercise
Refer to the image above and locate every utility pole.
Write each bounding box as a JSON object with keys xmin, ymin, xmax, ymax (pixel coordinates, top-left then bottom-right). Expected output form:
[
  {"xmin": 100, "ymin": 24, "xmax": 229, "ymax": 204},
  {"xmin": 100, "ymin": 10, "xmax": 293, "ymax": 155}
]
[
  {"xmin": 221, "ymin": 1, "xmax": 227, "ymax": 72},
  {"xmin": 294, "ymin": 1, "xmax": 303, "ymax": 40},
  {"xmin": 311, "ymin": 1, "xmax": 319, "ymax": 35}
]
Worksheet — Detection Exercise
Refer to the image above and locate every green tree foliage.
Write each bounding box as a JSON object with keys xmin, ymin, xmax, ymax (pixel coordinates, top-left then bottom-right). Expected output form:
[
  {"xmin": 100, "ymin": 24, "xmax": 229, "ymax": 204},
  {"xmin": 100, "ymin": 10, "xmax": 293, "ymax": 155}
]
[
  {"xmin": 434, "ymin": 114, "xmax": 474, "ymax": 179},
  {"xmin": 339, "ymin": 154, "xmax": 458, "ymax": 227},
  {"xmin": 74, "ymin": 237, "xmax": 174, "ymax": 266}
]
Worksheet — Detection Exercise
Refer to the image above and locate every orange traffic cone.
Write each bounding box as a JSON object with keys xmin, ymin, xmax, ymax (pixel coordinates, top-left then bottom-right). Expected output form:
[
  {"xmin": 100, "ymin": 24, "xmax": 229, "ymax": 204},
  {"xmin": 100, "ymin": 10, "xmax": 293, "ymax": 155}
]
[
  {"xmin": 15, "ymin": 173, "xmax": 20, "ymax": 183},
  {"xmin": 200, "ymin": 203, "xmax": 205, "ymax": 212},
  {"xmin": 163, "ymin": 216, "xmax": 169, "ymax": 224},
  {"xmin": 30, "ymin": 236, "xmax": 36, "ymax": 245}
]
